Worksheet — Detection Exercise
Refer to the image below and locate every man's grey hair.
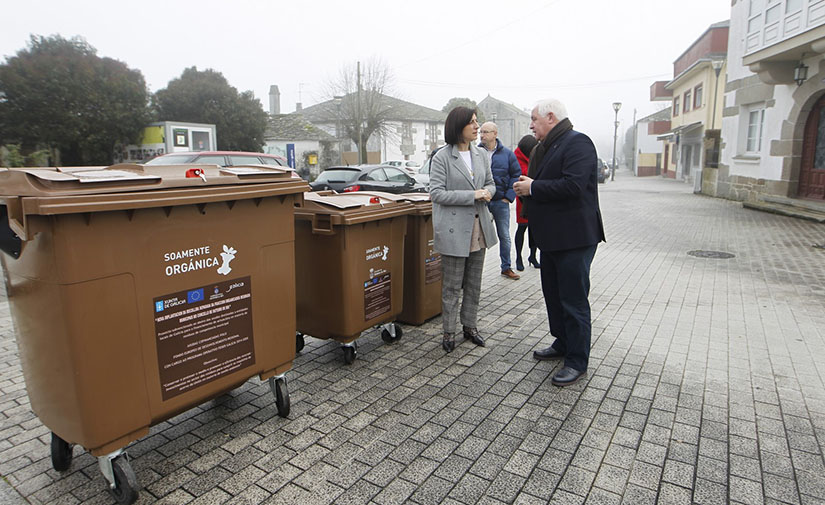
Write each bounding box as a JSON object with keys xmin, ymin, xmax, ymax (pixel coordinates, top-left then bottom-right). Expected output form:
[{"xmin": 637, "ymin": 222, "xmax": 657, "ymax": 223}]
[
  {"xmin": 481, "ymin": 121, "xmax": 498, "ymax": 132},
  {"xmin": 535, "ymin": 99, "xmax": 568, "ymax": 121}
]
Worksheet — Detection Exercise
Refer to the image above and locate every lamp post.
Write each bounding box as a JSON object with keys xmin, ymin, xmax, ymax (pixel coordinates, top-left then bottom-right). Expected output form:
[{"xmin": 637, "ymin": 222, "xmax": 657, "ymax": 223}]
[
  {"xmin": 711, "ymin": 60, "xmax": 723, "ymax": 130},
  {"xmin": 332, "ymin": 96, "xmax": 345, "ymax": 164},
  {"xmin": 611, "ymin": 102, "xmax": 621, "ymax": 181}
]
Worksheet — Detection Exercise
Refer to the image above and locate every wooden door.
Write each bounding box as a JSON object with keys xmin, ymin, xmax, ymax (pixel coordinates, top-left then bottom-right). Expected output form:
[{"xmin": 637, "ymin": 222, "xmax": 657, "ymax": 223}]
[{"xmin": 799, "ymin": 95, "xmax": 825, "ymax": 200}]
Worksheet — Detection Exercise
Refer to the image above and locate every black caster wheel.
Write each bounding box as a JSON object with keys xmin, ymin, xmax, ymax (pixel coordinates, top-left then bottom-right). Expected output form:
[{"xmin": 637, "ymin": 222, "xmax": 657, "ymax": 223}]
[
  {"xmin": 50, "ymin": 432, "xmax": 73, "ymax": 471},
  {"xmin": 296, "ymin": 332, "xmax": 305, "ymax": 353},
  {"xmin": 381, "ymin": 323, "xmax": 403, "ymax": 343},
  {"xmin": 269, "ymin": 376, "xmax": 290, "ymax": 418},
  {"xmin": 342, "ymin": 345, "xmax": 357, "ymax": 365},
  {"xmin": 109, "ymin": 455, "xmax": 140, "ymax": 504}
]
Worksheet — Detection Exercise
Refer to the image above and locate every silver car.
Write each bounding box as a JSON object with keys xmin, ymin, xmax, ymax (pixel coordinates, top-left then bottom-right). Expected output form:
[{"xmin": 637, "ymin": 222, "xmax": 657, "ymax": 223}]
[{"xmin": 414, "ymin": 159, "xmax": 431, "ymax": 190}]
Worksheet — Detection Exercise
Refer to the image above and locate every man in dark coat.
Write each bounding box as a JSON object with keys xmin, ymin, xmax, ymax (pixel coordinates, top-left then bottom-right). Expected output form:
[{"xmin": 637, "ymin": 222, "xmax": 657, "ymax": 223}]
[{"xmin": 513, "ymin": 98, "xmax": 605, "ymax": 386}]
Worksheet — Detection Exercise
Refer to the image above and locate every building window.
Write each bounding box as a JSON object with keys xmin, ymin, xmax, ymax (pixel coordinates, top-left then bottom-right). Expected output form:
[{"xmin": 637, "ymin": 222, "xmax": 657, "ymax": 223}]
[
  {"xmin": 746, "ymin": 107, "xmax": 765, "ymax": 153},
  {"xmin": 673, "ymin": 97, "xmax": 680, "ymax": 117},
  {"xmin": 747, "ymin": 0, "xmax": 763, "ymax": 33},
  {"xmin": 694, "ymin": 84, "xmax": 703, "ymax": 109},
  {"xmin": 684, "ymin": 90, "xmax": 692, "ymax": 113}
]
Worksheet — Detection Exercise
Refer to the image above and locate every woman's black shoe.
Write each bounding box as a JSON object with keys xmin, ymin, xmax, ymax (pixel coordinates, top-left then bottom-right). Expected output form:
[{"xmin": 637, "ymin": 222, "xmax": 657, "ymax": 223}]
[
  {"xmin": 528, "ymin": 255, "xmax": 540, "ymax": 268},
  {"xmin": 442, "ymin": 333, "xmax": 455, "ymax": 352},
  {"xmin": 462, "ymin": 326, "xmax": 485, "ymax": 347},
  {"xmin": 516, "ymin": 257, "xmax": 525, "ymax": 271}
]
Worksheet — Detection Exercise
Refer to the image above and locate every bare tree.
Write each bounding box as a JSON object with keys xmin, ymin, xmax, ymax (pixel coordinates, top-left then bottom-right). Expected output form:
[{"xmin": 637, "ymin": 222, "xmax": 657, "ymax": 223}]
[{"xmin": 323, "ymin": 58, "xmax": 398, "ymax": 163}]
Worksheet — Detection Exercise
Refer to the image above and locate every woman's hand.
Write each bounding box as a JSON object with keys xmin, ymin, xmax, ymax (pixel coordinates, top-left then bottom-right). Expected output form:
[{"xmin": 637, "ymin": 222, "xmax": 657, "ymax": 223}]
[{"xmin": 474, "ymin": 189, "xmax": 492, "ymax": 202}]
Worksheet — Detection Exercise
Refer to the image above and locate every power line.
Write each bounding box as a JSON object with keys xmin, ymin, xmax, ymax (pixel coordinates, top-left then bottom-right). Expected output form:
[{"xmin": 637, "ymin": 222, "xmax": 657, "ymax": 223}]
[{"xmin": 400, "ymin": 73, "xmax": 671, "ymax": 90}]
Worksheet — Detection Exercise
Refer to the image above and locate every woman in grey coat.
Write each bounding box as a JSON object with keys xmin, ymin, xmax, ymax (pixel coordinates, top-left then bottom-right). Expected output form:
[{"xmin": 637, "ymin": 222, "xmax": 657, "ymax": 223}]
[{"xmin": 429, "ymin": 106, "xmax": 498, "ymax": 352}]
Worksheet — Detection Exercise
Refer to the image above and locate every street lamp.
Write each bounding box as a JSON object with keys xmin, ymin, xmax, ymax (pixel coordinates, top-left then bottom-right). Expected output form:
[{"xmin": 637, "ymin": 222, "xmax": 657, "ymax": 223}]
[
  {"xmin": 611, "ymin": 102, "xmax": 621, "ymax": 181},
  {"xmin": 711, "ymin": 60, "xmax": 723, "ymax": 130}
]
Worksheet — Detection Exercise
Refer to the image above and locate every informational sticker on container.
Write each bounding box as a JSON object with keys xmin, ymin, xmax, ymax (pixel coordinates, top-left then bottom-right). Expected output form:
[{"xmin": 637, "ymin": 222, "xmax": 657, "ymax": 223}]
[
  {"xmin": 153, "ymin": 277, "xmax": 255, "ymax": 401},
  {"xmin": 425, "ymin": 254, "xmax": 442, "ymax": 284},
  {"xmin": 364, "ymin": 273, "xmax": 391, "ymax": 321}
]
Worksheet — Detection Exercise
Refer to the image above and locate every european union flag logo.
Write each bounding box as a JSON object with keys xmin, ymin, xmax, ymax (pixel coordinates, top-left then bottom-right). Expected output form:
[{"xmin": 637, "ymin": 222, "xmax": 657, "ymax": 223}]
[{"xmin": 187, "ymin": 288, "xmax": 204, "ymax": 304}]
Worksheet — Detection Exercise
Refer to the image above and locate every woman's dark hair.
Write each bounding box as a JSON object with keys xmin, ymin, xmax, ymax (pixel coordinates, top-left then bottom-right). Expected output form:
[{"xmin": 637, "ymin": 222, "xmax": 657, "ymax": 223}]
[
  {"xmin": 444, "ymin": 106, "xmax": 477, "ymax": 145},
  {"xmin": 517, "ymin": 134, "xmax": 538, "ymax": 156}
]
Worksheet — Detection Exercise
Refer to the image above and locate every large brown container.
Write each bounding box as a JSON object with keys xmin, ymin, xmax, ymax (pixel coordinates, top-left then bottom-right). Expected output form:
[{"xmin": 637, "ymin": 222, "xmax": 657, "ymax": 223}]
[
  {"xmin": 396, "ymin": 193, "xmax": 442, "ymax": 325},
  {"xmin": 293, "ymin": 191, "xmax": 413, "ymax": 364},
  {"xmin": 0, "ymin": 163, "xmax": 307, "ymax": 503}
]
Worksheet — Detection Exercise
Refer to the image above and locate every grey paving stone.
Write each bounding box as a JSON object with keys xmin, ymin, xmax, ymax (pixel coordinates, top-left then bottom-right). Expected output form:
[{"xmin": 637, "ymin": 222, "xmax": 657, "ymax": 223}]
[
  {"xmin": 657, "ymin": 482, "xmax": 693, "ymax": 505},
  {"xmin": 557, "ymin": 466, "xmax": 596, "ymax": 497},
  {"xmin": 408, "ymin": 474, "xmax": 453, "ymax": 505},
  {"xmin": 729, "ymin": 475, "xmax": 765, "ymax": 505},
  {"xmin": 446, "ymin": 472, "xmax": 489, "ymax": 505}
]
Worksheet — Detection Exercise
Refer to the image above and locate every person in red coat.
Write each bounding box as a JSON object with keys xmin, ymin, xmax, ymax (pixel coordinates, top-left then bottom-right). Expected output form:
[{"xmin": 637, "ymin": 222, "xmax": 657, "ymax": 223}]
[{"xmin": 514, "ymin": 134, "xmax": 539, "ymax": 271}]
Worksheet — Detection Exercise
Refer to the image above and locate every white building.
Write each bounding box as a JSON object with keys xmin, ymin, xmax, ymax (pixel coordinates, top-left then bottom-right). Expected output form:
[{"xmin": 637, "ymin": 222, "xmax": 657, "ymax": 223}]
[
  {"xmin": 295, "ymin": 92, "xmax": 446, "ymax": 165},
  {"xmin": 715, "ymin": 0, "xmax": 825, "ymax": 202},
  {"xmin": 633, "ymin": 108, "xmax": 671, "ymax": 177}
]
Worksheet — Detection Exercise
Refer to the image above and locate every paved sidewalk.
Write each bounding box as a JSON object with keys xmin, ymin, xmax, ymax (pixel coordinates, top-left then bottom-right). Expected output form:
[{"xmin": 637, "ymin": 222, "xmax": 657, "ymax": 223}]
[{"xmin": 1, "ymin": 169, "xmax": 824, "ymax": 504}]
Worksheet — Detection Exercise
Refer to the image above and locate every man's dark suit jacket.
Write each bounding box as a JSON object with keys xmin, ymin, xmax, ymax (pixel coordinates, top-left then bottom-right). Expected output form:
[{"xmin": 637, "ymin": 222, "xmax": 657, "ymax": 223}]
[{"xmin": 527, "ymin": 130, "xmax": 606, "ymax": 252}]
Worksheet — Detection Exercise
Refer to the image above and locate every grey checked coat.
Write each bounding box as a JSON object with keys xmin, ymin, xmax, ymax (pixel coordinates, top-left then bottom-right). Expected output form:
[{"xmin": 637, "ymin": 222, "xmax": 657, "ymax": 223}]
[{"xmin": 429, "ymin": 143, "xmax": 498, "ymax": 257}]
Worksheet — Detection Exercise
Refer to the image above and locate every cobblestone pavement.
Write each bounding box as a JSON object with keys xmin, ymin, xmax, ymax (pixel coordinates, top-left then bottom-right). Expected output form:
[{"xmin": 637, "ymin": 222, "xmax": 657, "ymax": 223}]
[{"xmin": 1, "ymin": 168, "xmax": 824, "ymax": 505}]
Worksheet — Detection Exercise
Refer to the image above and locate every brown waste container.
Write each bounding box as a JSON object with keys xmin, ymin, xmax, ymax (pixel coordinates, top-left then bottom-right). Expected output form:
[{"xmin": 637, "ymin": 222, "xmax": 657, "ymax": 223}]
[
  {"xmin": 396, "ymin": 193, "xmax": 442, "ymax": 325},
  {"xmin": 293, "ymin": 191, "xmax": 412, "ymax": 364},
  {"xmin": 0, "ymin": 163, "xmax": 308, "ymax": 504}
]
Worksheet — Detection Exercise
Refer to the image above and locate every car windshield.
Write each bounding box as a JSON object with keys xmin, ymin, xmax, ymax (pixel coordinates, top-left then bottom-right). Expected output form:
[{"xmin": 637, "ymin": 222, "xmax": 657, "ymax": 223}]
[
  {"xmin": 315, "ymin": 169, "xmax": 360, "ymax": 183},
  {"xmin": 144, "ymin": 154, "xmax": 196, "ymax": 165}
]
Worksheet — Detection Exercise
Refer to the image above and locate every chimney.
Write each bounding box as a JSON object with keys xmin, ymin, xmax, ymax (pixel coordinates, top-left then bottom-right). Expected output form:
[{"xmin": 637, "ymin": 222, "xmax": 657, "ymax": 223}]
[
  {"xmin": 295, "ymin": 102, "xmax": 302, "ymax": 112},
  {"xmin": 269, "ymin": 85, "xmax": 280, "ymax": 115}
]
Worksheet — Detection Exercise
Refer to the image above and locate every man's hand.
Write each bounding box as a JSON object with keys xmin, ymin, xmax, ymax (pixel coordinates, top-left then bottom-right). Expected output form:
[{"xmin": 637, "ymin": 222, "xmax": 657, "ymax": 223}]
[
  {"xmin": 474, "ymin": 189, "xmax": 492, "ymax": 201},
  {"xmin": 513, "ymin": 175, "xmax": 532, "ymax": 197}
]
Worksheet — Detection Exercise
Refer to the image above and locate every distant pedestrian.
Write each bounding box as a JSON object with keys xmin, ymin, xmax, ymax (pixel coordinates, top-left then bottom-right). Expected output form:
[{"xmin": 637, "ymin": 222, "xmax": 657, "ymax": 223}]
[
  {"xmin": 430, "ymin": 106, "xmax": 498, "ymax": 353},
  {"xmin": 513, "ymin": 134, "xmax": 539, "ymax": 271},
  {"xmin": 513, "ymin": 98, "xmax": 605, "ymax": 386},
  {"xmin": 479, "ymin": 122, "xmax": 521, "ymax": 280}
]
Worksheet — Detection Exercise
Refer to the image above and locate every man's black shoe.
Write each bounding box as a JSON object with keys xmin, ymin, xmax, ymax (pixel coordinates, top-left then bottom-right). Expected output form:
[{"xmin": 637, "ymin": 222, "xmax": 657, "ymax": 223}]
[
  {"xmin": 533, "ymin": 346, "xmax": 563, "ymax": 360},
  {"xmin": 551, "ymin": 367, "xmax": 585, "ymax": 386},
  {"xmin": 462, "ymin": 326, "xmax": 485, "ymax": 347}
]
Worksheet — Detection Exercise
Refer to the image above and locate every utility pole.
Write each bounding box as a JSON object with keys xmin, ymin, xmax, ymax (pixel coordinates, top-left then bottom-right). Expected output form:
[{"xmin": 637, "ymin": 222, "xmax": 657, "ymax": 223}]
[
  {"xmin": 631, "ymin": 108, "xmax": 637, "ymax": 176},
  {"xmin": 356, "ymin": 61, "xmax": 363, "ymax": 165},
  {"xmin": 611, "ymin": 102, "xmax": 622, "ymax": 181}
]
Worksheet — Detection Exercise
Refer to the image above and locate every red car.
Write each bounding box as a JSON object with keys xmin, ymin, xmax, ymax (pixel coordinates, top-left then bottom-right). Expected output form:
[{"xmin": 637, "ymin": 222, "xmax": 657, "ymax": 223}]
[{"xmin": 144, "ymin": 151, "xmax": 288, "ymax": 167}]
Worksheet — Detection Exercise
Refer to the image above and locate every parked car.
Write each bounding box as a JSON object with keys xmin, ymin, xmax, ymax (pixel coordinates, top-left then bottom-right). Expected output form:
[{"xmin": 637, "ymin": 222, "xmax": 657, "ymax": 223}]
[
  {"xmin": 384, "ymin": 160, "xmax": 421, "ymax": 175},
  {"xmin": 597, "ymin": 158, "xmax": 610, "ymax": 183},
  {"xmin": 414, "ymin": 158, "xmax": 432, "ymax": 190},
  {"xmin": 144, "ymin": 151, "xmax": 288, "ymax": 167},
  {"xmin": 309, "ymin": 164, "xmax": 424, "ymax": 194}
]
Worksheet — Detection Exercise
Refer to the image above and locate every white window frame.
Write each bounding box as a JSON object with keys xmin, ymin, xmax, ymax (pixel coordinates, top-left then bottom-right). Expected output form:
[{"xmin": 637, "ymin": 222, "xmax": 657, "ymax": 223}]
[
  {"xmin": 694, "ymin": 83, "xmax": 703, "ymax": 109},
  {"xmin": 741, "ymin": 104, "xmax": 766, "ymax": 155}
]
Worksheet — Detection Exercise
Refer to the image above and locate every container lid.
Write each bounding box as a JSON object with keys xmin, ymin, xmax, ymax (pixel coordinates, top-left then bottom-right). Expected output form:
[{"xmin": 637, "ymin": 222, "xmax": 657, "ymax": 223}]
[
  {"xmin": 0, "ymin": 164, "xmax": 309, "ymax": 241},
  {"xmin": 397, "ymin": 192, "xmax": 432, "ymax": 215},
  {"xmin": 0, "ymin": 163, "xmax": 304, "ymax": 197},
  {"xmin": 295, "ymin": 191, "xmax": 414, "ymax": 228}
]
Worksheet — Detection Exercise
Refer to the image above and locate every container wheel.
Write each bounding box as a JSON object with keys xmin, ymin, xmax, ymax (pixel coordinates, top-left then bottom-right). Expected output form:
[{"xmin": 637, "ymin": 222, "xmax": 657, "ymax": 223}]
[
  {"xmin": 296, "ymin": 332, "xmax": 305, "ymax": 353},
  {"xmin": 50, "ymin": 432, "xmax": 73, "ymax": 471},
  {"xmin": 381, "ymin": 324, "xmax": 403, "ymax": 343},
  {"xmin": 342, "ymin": 345, "xmax": 357, "ymax": 365},
  {"xmin": 270, "ymin": 376, "xmax": 290, "ymax": 418},
  {"xmin": 109, "ymin": 455, "xmax": 140, "ymax": 505}
]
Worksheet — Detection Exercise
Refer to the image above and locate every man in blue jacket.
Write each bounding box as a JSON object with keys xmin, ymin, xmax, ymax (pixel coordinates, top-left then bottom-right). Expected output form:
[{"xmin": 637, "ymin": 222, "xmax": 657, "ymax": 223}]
[
  {"xmin": 479, "ymin": 122, "xmax": 522, "ymax": 280},
  {"xmin": 513, "ymin": 99, "xmax": 605, "ymax": 386}
]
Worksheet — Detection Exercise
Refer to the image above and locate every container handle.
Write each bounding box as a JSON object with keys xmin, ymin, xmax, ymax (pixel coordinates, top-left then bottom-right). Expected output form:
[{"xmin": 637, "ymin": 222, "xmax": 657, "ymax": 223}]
[
  {"xmin": 0, "ymin": 204, "xmax": 23, "ymax": 257},
  {"xmin": 1, "ymin": 197, "xmax": 29, "ymax": 241},
  {"xmin": 311, "ymin": 214, "xmax": 335, "ymax": 235}
]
